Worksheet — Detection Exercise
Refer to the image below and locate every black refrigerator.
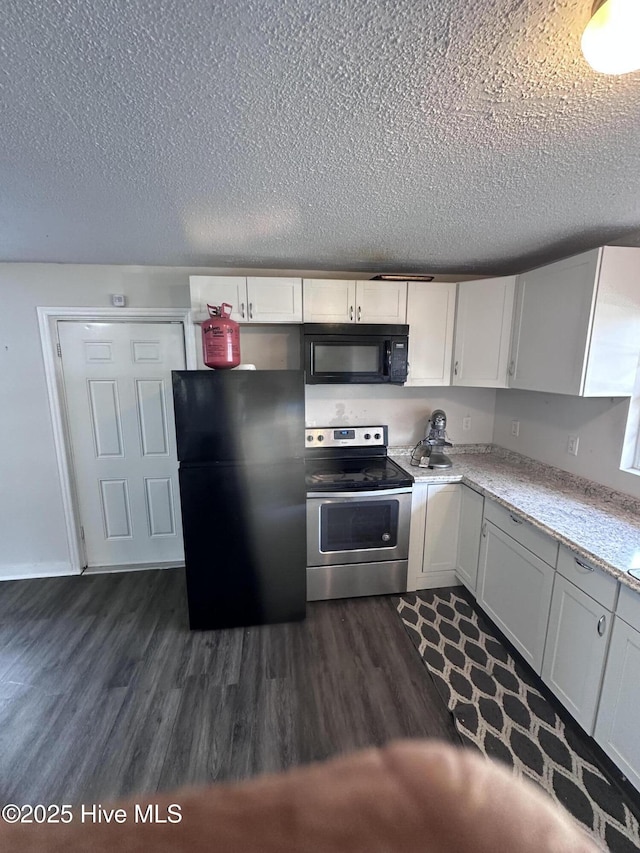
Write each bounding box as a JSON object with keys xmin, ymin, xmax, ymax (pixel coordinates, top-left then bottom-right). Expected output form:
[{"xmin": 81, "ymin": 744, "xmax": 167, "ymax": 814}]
[{"xmin": 172, "ymin": 369, "xmax": 306, "ymax": 630}]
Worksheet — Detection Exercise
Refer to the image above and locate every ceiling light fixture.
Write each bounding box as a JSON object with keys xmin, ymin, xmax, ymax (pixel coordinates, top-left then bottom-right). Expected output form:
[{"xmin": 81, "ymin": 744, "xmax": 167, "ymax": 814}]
[
  {"xmin": 371, "ymin": 274, "xmax": 435, "ymax": 282},
  {"xmin": 581, "ymin": 0, "xmax": 640, "ymax": 75}
]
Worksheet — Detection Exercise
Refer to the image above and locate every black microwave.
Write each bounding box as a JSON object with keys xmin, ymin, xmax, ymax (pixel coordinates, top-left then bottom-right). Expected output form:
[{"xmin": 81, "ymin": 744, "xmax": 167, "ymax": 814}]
[{"xmin": 302, "ymin": 323, "xmax": 409, "ymax": 385}]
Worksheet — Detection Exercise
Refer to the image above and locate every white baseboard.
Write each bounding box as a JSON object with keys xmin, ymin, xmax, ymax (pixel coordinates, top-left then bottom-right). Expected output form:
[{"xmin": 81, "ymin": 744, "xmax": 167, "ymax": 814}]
[
  {"xmin": 83, "ymin": 561, "xmax": 184, "ymax": 575},
  {"xmin": 0, "ymin": 562, "xmax": 78, "ymax": 582}
]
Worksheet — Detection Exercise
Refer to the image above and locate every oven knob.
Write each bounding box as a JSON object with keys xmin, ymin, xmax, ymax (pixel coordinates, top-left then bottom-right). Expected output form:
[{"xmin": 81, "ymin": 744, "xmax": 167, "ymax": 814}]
[
  {"xmin": 374, "ymin": 432, "xmax": 381, "ymax": 440},
  {"xmin": 382, "ymin": 533, "xmax": 391, "ymax": 542},
  {"xmin": 307, "ymin": 435, "xmax": 314, "ymax": 442},
  {"xmin": 364, "ymin": 433, "xmax": 371, "ymax": 440},
  {"xmin": 317, "ymin": 435, "xmax": 324, "ymax": 442}
]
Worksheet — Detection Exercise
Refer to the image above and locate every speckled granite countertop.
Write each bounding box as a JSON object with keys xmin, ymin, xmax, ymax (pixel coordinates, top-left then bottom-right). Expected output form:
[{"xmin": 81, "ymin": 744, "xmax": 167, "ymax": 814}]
[{"xmin": 389, "ymin": 445, "xmax": 640, "ymax": 594}]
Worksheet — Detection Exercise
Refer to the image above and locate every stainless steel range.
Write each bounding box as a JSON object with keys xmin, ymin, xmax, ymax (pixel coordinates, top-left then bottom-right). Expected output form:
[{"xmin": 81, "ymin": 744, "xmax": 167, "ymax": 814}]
[{"xmin": 305, "ymin": 425, "xmax": 413, "ymax": 601}]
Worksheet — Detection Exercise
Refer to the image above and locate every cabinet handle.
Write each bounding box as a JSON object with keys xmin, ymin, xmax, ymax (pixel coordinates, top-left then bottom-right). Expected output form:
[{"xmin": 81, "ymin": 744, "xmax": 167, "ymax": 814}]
[
  {"xmin": 357, "ymin": 306, "xmax": 362, "ymax": 322},
  {"xmin": 454, "ymin": 361, "xmax": 459, "ymax": 376},
  {"xmin": 574, "ymin": 557, "xmax": 594, "ymax": 572},
  {"xmin": 249, "ymin": 302, "xmax": 253, "ymax": 320},
  {"xmin": 350, "ymin": 306, "xmax": 354, "ymax": 322},
  {"xmin": 509, "ymin": 514, "xmax": 523, "ymax": 525},
  {"xmin": 507, "ymin": 359, "xmax": 515, "ymax": 376},
  {"xmin": 597, "ymin": 615, "xmax": 606, "ymax": 636},
  {"xmin": 481, "ymin": 522, "xmax": 487, "ymax": 538},
  {"xmin": 240, "ymin": 302, "xmax": 245, "ymax": 319}
]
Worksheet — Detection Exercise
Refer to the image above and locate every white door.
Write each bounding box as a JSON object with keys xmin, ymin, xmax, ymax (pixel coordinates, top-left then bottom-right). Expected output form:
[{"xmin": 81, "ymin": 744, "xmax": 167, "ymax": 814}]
[{"xmin": 58, "ymin": 321, "xmax": 186, "ymax": 568}]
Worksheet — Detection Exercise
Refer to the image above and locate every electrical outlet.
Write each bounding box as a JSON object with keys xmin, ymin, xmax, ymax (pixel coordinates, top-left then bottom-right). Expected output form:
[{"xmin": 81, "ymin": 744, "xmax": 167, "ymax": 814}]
[
  {"xmin": 511, "ymin": 420, "xmax": 520, "ymax": 437},
  {"xmin": 462, "ymin": 416, "xmax": 471, "ymax": 431},
  {"xmin": 567, "ymin": 434, "xmax": 579, "ymax": 456}
]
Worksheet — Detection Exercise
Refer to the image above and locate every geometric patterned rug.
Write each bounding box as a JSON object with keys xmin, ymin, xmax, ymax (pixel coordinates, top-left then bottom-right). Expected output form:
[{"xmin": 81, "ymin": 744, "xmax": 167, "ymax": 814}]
[{"xmin": 397, "ymin": 589, "xmax": 640, "ymax": 853}]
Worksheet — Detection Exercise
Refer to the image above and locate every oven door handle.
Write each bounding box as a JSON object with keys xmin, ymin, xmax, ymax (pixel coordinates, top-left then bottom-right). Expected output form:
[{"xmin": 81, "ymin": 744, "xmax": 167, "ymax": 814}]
[{"xmin": 307, "ymin": 487, "xmax": 413, "ymax": 499}]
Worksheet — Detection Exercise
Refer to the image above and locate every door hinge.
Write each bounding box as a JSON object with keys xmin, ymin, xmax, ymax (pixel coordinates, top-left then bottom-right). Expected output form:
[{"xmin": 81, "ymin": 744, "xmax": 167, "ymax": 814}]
[{"xmin": 56, "ymin": 342, "xmax": 62, "ymax": 357}]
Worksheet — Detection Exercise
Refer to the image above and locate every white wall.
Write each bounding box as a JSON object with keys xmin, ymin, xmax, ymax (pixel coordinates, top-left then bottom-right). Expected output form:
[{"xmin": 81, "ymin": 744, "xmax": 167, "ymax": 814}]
[
  {"xmin": 0, "ymin": 264, "xmax": 193, "ymax": 579},
  {"xmin": 306, "ymin": 385, "xmax": 497, "ymax": 447},
  {"xmin": 493, "ymin": 389, "xmax": 640, "ymax": 498}
]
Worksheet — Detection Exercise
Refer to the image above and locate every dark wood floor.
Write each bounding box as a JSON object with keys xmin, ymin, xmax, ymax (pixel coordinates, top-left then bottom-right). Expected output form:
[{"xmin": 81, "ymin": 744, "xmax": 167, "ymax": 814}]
[{"xmin": 0, "ymin": 568, "xmax": 458, "ymax": 804}]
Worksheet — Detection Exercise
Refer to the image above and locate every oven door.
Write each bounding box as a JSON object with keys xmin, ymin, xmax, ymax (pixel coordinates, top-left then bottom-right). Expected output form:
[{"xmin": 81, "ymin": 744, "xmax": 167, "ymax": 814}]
[{"xmin": 306, "ymin": 488, "xmax": 411, "ymax": 567}]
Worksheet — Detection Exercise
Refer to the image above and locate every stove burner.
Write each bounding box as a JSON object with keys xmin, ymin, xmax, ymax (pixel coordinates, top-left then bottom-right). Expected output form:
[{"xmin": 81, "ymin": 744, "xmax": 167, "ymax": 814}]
[
  {"xmin": 362, "ymin": 466, "xmax": 386, "ymax": 481},
  {"xmin": 309, "ymin": 470, "xmax": 349, "ymax": 484}
]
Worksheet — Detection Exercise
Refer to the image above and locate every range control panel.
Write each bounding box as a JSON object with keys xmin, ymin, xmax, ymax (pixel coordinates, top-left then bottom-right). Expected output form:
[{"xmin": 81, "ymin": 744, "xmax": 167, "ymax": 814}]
[{"xmin": 305, "ymin": 425, "xmax": 388, "ymax": 448}]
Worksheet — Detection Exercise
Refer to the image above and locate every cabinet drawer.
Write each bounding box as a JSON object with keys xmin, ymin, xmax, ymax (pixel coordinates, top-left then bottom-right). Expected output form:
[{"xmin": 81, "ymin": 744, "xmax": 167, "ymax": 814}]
[
  {"xmin": 483, "ymin": 500, "xmax": 558, "ymax": 567},
  {"xmin": 556, "ymin": 545, "xmax": 618, "ymax": 611},
  {"xmin": 617, "ymin": 583, "xmax": 640, "ymax": 633}
]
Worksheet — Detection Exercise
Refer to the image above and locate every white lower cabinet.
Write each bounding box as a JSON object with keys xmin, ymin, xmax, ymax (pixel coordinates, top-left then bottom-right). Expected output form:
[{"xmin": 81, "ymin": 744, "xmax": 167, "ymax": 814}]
[
  {"xmin": 541, "ymin": 573, "xmax": 612, "ymax": 735},
  {"xmin": 477, "ymin": 518, "xmax": 555, "ymax": 674},
  {"xmin": 407, "ymin": 483, "xmax": 462, "ymax": 591},
  {"xmin": 594, "ymin": 587, "xmax": 640, "ymax": 792},
  {"xmin": 455, "ymin": 485, "xmax": 484, "ymax": 593}
]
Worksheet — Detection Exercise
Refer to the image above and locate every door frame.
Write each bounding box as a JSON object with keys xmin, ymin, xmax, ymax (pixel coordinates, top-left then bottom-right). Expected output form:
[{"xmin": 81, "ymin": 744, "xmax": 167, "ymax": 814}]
[{"xmin": 37, "ymin": 307, "xmax": 197, "ymax": 573}]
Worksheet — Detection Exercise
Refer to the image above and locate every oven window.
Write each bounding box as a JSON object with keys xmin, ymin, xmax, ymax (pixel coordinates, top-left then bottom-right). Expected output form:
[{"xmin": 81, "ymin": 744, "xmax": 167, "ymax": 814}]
[
  {"xmin": 320, "ymin": 500, "xmax": 399, "ymax": 552},
  {"xmin": 314, "ymin": 343, "xmax": 380, "ymax": 374}
]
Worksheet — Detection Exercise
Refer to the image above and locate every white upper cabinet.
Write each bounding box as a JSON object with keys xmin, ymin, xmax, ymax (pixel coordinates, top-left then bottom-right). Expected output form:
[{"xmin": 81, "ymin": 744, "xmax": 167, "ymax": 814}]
[
  {"xmin": 302, "ymin": 279, "xmax": 357, "ymax": 322},
  {"xmin": 302, "ymin": 279, "xmax": 407, "ymax": 323},
  {"xmin": 190, "ymin": 276, "xmax": 302, "ymax": 323},
  {"xmin": 245, "ymin": 277, "xmax": 302, "ymax": 322},
  {"xmin": 508, "ymin": 247, "xmax": 640, "ymax": 396},
  {"xmin": 404, "ymin": 281, "xmax": 456, "ymax": 386},
  {"xmin": 452, "ymin": 276, "xmax": 516, "ymax": 388},
  {"xmin": 190, "ymin": 276, "xmax": 247, "ymax": 323},
  {"xmin": 356, "ymin": 281, "xmax": 407, "ymax": 323}
]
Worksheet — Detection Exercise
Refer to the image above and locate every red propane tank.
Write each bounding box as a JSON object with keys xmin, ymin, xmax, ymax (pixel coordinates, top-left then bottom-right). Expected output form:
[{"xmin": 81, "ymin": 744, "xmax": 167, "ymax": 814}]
[{"xmin": 202, "ymin": 303, "xmax": 241, "ymax": 369}]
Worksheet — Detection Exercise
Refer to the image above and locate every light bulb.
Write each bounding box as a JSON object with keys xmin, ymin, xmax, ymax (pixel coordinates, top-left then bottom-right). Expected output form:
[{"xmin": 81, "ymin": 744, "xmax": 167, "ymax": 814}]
[{"xmin": 581, "ymin": 0, "xmax": 640, "ymax": 75}]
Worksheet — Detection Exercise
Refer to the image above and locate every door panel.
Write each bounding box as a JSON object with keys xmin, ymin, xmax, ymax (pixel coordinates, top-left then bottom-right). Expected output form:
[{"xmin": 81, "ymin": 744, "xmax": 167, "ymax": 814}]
[{"xmin": 58, "ymin": 321, "xmax": 186, "ymax": 567}]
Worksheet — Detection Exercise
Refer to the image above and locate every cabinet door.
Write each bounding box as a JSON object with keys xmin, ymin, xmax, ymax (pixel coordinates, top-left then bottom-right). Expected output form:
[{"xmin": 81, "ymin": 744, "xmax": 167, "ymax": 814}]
[
  {"xmin": 541, "ymin": 574, "xmax": 612, "ymax": 734},
  {"xmin": 302, "ymin": 279, "xmax": 356, "ymax": 322},
  {"xmin": 453, "ymin": 276, "xmax": 515, "ymax": 388},
  {"xmin": 455, "ymin": 485, "xmax": 484, "ymax": 593},
  {"xmin": 404, "ymin": 282, "xmax": 456, "ymax": 386},
  {"xmin": 413, "ymin": 484, "xmax": 461, "ymax": 589},
  {"xmin": 356, "ymin": 281, "xmax": 407, "ymax": 323},
  {"xmin": 246, "ymin": 277, "xmax": 302, "ymax": 322},
  {"xmin": 189, "ymin": 276, "xmax": 247, "ymax": 323},
  {"xmin": 477, "ymin": 520, "xmax": 555, "ymax": 674},
  {"xmin": 509, "ymin": 252, "xmax": 599, "ymax": 395},
  {"xmin": 594, "ymin": 617, "xmax": 640, "ymax": 793}
]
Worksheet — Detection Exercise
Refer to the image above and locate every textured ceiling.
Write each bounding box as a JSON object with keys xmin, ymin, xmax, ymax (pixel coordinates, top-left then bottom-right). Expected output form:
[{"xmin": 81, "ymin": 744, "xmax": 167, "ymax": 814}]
[{"xmin": 1, "ymin": 0, "xmax": 640, "ymax": 275}]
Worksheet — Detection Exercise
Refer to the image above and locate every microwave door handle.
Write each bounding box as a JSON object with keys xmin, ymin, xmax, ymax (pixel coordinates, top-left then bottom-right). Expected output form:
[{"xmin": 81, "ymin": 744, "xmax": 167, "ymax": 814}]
[{"xmin": 384, "ymin": 342, "xmax": 391, "ymax": 375}]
